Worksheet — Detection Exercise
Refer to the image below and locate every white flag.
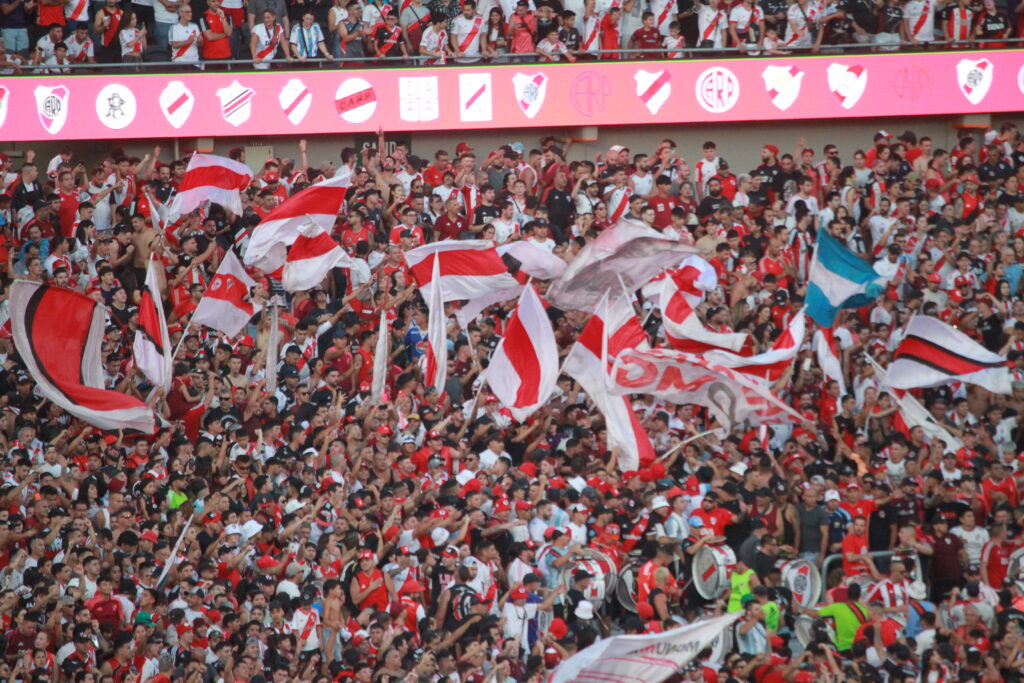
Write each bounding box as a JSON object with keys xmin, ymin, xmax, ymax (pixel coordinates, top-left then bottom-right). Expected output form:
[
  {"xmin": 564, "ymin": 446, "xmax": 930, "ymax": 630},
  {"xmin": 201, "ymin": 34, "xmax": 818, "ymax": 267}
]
[
  {"xmin": 133, "ymin": 258, "xmax": 173, "ymax": 392},
  {"xmin": 371, "ymin": 312, "xmax": 389, "ymax": 402}
]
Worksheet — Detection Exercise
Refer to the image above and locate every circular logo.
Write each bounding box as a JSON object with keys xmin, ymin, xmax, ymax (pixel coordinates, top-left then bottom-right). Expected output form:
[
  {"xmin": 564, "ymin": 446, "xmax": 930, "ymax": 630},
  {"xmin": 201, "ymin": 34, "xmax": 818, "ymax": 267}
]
[
  {"xmin": 695, "ymin": 67, "xmax": 740, "ymax": 114},
  {"xmin": 569, "ymin": 71, "xmax": 611, "ymax": 118},
  {"xmin": 95, "ymin": 83, "xmax": 137, "ymax": 130},
  {"xmin": 335, "ymin": 78, "xmax": 377, "ymax": 124},
  {"xmin": 43, "ymin": 95, "xmax": 62, "ymax": 119}
]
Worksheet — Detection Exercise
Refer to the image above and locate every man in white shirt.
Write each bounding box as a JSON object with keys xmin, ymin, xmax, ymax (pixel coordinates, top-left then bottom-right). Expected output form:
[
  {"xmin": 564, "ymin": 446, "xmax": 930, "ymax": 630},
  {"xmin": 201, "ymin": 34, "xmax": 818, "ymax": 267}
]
[
  {"xmin": 168, "ymin": 5, "xmax": 202, "ymax": 63},
  {"xmin": 950, "ymin": 509, "xmax": 989, "ymax": 565},
  {"xmin": 526, "ymin": 219, "xmax": 556, "ymax": 252},
  {"xmin": 33, "ymin": 24, "xmax": 64, "ymax": 63},
  {"xmin": 450, "ymin": 0, "xmax": 483, "ymax": 63},
  {"xmin": 693, "ymin": 141, "xmax": 720, "ymax": 198},
  {"xmin": 490, "ymin": 201, "xmax": 519, "ymax": 244},
  {"xmin": 65, "ymin": 24, "xmax": 95, "ymax": 64}
]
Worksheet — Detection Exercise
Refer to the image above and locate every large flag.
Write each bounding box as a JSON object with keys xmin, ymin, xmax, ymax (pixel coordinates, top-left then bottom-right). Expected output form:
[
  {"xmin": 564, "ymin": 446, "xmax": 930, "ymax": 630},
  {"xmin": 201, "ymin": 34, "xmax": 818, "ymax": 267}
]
[
  {"xmin": 133, "ymin": 258, "xmax": 172, "ymax": 392},
  {"xmin": 548, "ymin": 613, "xmax": 739, "ymax": 683},
  {"xmin": 455, "ymin": 242, "xmax": 568, "ymax": 327},
  {"xmin": 371, "ymin": 311, "xmax": 389, "ymax": 402},
  {"xmin": 191, "ymin": 250, "xmax": 257, "ymax": 338},
  {"xmin": 701, "ymin": 311, "xmax": 805, "ymax": 382},
  {"xmin": 662, "ymin": 257, "xmax": 749, "ymax": 353},
  {"xmin": 281, "ymin": 220, "xmax": 355, "ymax": 292},
  {"xmin": 420, "ymin": 255, "xmax": 448, "ymax": 391},
  {"xmin": 563, "ymin": 294, "xmax": 654, "ymax": 472},
  {"xmin": 608, "ymin": 348, "xmax": 804, "ymax": 430},
  {"xmin": 546, "ymin": 220, "xmax": 697, "ymax": 312},
  {"xmin": 484, "ymin": 286, "xmax": 559, "ymax": 422},
  {"xmin": 813, "ymin": 327, "xmax": 846, "ymax": 395},
  {"xmin": 865, "ymin": 356, "xmax": 963, "ymax": 451},
  {"xmin": 806, "ymin": 228, "xmax": 888, "ymax": 326},
  {"xmin": 265, "ymin": 304, "xmax": 280, "ymax": 394},
  {"xmin": 406, "ymin": 240, "xmax": 521, "ymax": 304},
  {"xmin": 10, "ymin": 281, "xmax": 154, "ymax": 433},
  {"xmin": 169, "ymin": 153, "xmax": 253, "ymax": 216},
  {"xmin": 888, "ymin": 315, "xmax": 1012, "ymax": 394},
  {"xmin": 245, "ymin": 169, "xmax": 352, "ymax": 274}
]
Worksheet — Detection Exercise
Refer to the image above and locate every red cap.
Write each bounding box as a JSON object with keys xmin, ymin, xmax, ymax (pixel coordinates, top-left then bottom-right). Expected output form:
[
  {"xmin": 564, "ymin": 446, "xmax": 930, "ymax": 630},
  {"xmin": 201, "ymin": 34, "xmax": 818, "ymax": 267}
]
[
  {"xmin": 238, "ymin": 335, "xmax": 254, "ymax": 347},
  {"xmin": 764, "ymin": 144, "xmax": 780, "ymax": 156},
  {"xmin": 455, "ymin": 142, "xmax": 474, "ymax": 155},
  {"xmin": 510, "ymin": 586, "xmax": 528, "ymax": 600},
  {"xmin": 256, "ymin": 555, "xmax": 280, "ymax": 570},
  {"xmin": 519, "ymin": 462, "xmax": 537, "ymax": 477},
  {"xmin": 398, "ymin": 545, "xmax": 413, "ymax": 555},
  {"xmin": 378, "ymin": 425, "xmax": 393, "ymax": 435},
  {"xmin": 549, "ymin": 617, "xmax": 568, "ymax": 639},
  {"xmin": 925, "ymin": 178, "xmax": 943, "ymax": 189},
  {"xmin": 460, "ymin": 479, "xmax": 483, "ymax": 496},
  {"xmin": 485, "ymin": 394, "xmax": 499, "ymax": 403},
  {"xmin": 928, "ymin": 273, "xmax": 942, "ymax": 283},
  {"xmin": 494, "ymin": 500, "xmax": 511, "ymax": 513},
  {"xmin": 428, "ymin": 429, "xmax": 442, "ymax": 439},
  {"xmin": 515, "ymin": 500, "xmax": 532, "ymax": 511},
  {"xmin": 402, "ymin": 579, "xmax": 426, "ymax": 593},
  {"xmin": 359, "ymin": 382, "xmax": 371, "ymax": 392},
  {"xmin": 141, "ymin": 530, "xmax": 159, "ymax": 543},
  {"xmin": 264, "ymin": 171, "xmax": 279, "ymax": 182},
  {"xmin": 359, "ymin": 550, "xmax": 376, "ymax": 560},
  {"xmin": 431, "ymin": 508, "xmax": 450, "ymax": 519},
  {"xmin": 176, "ymin": 624, "xmax": 193, "ymax": 636}
]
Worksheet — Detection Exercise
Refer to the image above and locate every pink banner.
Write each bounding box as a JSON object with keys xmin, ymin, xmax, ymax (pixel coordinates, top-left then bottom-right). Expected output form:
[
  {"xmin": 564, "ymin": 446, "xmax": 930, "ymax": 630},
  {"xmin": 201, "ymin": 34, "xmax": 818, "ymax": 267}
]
[{"xmin": 3, "ymin": 52, "xmax": 1022, "ymax": 141}]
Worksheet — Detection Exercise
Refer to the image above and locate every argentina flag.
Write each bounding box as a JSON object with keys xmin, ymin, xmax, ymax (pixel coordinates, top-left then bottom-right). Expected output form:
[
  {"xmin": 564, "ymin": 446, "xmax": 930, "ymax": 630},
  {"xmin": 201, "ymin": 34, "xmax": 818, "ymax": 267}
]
[{"xmin": 806, "ymin": 229, "xmax": 888, "ymax": 327}]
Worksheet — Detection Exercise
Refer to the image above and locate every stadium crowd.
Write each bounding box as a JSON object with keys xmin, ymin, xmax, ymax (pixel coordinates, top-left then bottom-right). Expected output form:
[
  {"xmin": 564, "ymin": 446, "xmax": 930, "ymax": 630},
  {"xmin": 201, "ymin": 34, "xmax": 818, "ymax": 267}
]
[
  {"xmin": 0, "ymin": 121, "xmax": 1022, "ymax": 682},
  {"xmin": 0, "ymin": 0, "xmax": 1021, "ymax": 71}
]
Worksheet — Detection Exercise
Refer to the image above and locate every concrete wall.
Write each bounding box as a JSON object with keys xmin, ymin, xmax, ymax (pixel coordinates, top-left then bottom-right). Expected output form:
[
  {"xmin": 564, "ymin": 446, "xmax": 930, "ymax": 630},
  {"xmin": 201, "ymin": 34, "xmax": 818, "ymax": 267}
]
[{"xmin": 6, "ymin": 114, "xmax": 1013, "ymax": 175}]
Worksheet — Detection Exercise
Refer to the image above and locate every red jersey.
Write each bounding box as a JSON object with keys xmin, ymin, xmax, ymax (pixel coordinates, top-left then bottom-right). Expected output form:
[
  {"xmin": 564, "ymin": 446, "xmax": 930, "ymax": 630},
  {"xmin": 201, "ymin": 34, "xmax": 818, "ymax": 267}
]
[
  {"xmin": 689, "ymin": 506, "xmax": 733, "ymax": 538},
  {"xmin": 980, "ymin": 539, "xmax": 1010, "ymax": 588},
  {"xmin": 841, "ymin": 532, "xmax": 870, "ymax": 575},
  {"xmin": 646, "ymin": 194, "xmax": 683, "ymax": 229}
]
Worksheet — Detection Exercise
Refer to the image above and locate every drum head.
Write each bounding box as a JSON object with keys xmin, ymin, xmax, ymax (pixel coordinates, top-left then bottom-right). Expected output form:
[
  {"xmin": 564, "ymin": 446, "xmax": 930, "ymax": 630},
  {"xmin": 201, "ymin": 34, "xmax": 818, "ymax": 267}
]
[
  {"xmin": 616, "ymin": 563, "xmax": 638, "ymax": 613},
  {"xmin": 693, "ymin": 546, "xmax": 729, "ymax": 599},
  {"xmin": 559, "ymin": 549, "xmax": 619, "ymax": 608},
  {"xmin": 781, "ymin": 560, "xmax": 822, "ymax": 608},
  {"xmin": 794, "ymin": 615, "xmax": 815, "ymax": 646}
]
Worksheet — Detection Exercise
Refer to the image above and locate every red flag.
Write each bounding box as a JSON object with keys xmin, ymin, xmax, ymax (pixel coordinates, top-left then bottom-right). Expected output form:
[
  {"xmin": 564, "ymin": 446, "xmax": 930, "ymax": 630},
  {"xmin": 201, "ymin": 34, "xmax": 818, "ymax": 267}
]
[
  {"xmin": 169, "ymin": 153, "xmax": 253, "ymax": 216},
  {"xmin": 405, "ymin": 240, "xmax": 521, "ymax": 304},
  {"xmin": 282, "ymin": 220, "xmax": 354, "ymax": 292},
  {"xmin": 662, "ymin": 256, "xmax": 750, "ymax": 354},
  {"xmin": 133, "ymin": 258, "xmax": 172, "ymax": 391},
  {"xmin": 192, "ymin": 250, "xmax": 258, "ymax": 338}
]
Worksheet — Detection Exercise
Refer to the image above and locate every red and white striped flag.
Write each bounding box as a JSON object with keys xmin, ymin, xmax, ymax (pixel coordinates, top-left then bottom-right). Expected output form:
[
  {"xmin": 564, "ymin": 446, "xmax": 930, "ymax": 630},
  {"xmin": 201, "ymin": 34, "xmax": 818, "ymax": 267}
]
[
  {"xmin": 420, "ymin": 255, "xmax": 448, "ymax": 391},
  {"xmin": 245, "ymin": 168, "xmax": 352, "ymax": 275},
  {"xmin": 405, "ymin": 240, "xmax": 520, "ymax": 304},
  {"xmin": 370, "ymin": 311, "xmax": 389, "ymax": 402},
  {"xmin": 169, "ymin": 153, "xmax": 253, "ymax": 216},
  {"xmin": 813, "ymin": 326, "xmax": 846, "ymax": 395},
  {"xmin": 701, "ymin": 311, "xmax": 806, "ymax": 383},
  {"xmin": 281, "ymin": 220, "xmax": 355, "ymax": 292},
  {"xmin": 191, "ymin": 250, "xmax": 257, "ymax": 338},
  {"xmin": 563, "ymin": 293, "xmax": 654, "ymax": 472},
  {"xmin": 662, "ymin": 256, "xmax": 749, "ymax": 353},
  {"xmin": 133, "ymin": 258, "xmax": 173, "ymax": 392},
  {"xmin": 484, "ymin": 286, "xmax": 559, "ymax": 422}
]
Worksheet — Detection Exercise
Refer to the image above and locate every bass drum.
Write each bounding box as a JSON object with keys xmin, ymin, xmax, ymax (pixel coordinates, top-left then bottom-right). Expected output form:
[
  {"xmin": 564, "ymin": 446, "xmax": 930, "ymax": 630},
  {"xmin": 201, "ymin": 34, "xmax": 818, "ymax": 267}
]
[
  {"xmin": 780, "ymin": 559, "xmax": 822, "ymax": 608},
  {"xmin": 615, "ymin": 556, "xmax": 643, "ymax": 613},
  {"xmin": 693, "ymin": 545, "xmax": 737, "ymax": 599},
  {"xmin": 794, "ymin": 614, "xmax": 837, "ymax": 648},
  {"xmin": 559, "ymin": 549, "xmax": 619, "ymax": 608}
]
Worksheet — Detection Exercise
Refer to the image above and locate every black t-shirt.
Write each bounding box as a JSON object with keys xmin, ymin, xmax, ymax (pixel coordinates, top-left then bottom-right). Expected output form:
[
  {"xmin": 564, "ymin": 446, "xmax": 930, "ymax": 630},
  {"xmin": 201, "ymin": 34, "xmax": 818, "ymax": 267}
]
[
  {"xmin": 473, "ymin": 204, "xmax": 500, "ymax": 226},
  {"xmin": 978, "ymin": 312, "xmax": 1004, "ymax": 351},
  {"xmin": 842, "ymin": 0, "xmax": 878, "ymax": 31},
  {"xmin": 545, "ymin": 188, "xmax": 575, "ymax": 232},
  {"xmin": 696, "ymin": 194, "xmax": 729, "ymax": 220},
  {"xmin": 978, "ymin": 160, "xmax": 1013, "ymax": 184},
  {"xmin": 878, "ymin": 4, "xmax": 902, "ymax": 31},
  {"xmin": 445, "ymin": 583, "xmax": 480, "ymax": 629},
  {"xmin": 975, "ymin": 11, "xmax": 1009, "ymax": 38},
  {"xmin": 867, "ymin": 502, "xmax": 896, "ymax": 551}
]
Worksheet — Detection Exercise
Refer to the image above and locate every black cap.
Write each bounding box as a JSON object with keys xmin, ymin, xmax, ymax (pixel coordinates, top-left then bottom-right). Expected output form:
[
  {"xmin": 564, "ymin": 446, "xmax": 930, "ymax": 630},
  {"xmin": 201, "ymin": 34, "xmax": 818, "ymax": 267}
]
[{"xmin": 574, "ymin": 569, "xmax": 594, "ymax": 581}]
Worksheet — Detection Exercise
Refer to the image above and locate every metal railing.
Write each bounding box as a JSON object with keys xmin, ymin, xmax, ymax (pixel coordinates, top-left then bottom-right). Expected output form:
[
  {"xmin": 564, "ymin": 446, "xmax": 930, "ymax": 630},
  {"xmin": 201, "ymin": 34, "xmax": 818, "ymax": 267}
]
[{"xmin": 8, "ymin": 38, "xmax": 1023, "ymax": 75}]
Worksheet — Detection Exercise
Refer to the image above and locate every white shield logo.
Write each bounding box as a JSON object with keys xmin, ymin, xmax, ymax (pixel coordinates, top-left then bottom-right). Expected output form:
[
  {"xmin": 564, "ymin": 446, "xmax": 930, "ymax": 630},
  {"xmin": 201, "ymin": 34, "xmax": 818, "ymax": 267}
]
[
  {"xmin": 216, "ymin": 80, "xmax": 254, "ymax": 127},
  {"xmin": 956, "ymin": 58, "xmax": 993, "ymax": 105},
  {"xmin": 826, "ymin": 63, "xmax": 867, "ymax": 109},
  {"xmin": 34, "ymin": 85, "xmax": 69, "ymax": 135},
  {"xmin": 761, "ymin": 65, "xmax": 803, "ymax": 111},
  {"xmin": 279, "ymin": 78, "xmax": 312, "ymax": 126},
  {"xmin": 512, "ymin": 73, "xmax": 548, "ymax": 120},
  {"xmin": 159, "ymin": 80, "xmax": 194, "ymax": 129},
  {"xmin": 634, "ymin": 69, "xmax": 671, "ymax": 115},
  {"xmin": 694, "ymin": 67, "xmax": 740, "ymax": 113},
  {"xmin": 96, "ymin": 83, "xmax": 137, "ymax": 130},
  {"xmin": 0, "ymin": 86, "xmax": 8, "ymax": 129}
]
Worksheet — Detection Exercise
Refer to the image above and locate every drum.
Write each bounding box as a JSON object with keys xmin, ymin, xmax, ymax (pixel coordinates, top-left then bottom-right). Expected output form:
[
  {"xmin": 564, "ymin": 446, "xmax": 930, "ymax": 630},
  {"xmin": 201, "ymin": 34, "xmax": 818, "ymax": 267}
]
[
  {"xmin": 1008, "ymin": 547, "xmax": 1024, "ymax": 583},
  {"xmin": 559, "ymin": 549, "xmax": 619, "ymax": 608},
  {"xmin": 780, "ymin": 559, "xmax": 822, "ymax": 608},
  {"xmin": 692, "ymin": 545, "xmax": 737, "ymax": 599},
  {"xmin": 615, "ymin": 556, "xmax": 643, "ymax": 613},
  {"xmin": 794, "ymin": 614, "xmax": 837, "ymax": 648}
]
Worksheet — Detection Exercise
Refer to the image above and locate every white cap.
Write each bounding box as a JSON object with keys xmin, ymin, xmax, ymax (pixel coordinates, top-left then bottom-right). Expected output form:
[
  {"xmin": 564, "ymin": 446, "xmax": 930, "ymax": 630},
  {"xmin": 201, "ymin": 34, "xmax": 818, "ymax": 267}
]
[
  {"xmin": 571, "ymin": 504, "xmax": 588, "ymax": 513},
  {"xmin": 575, "ymin": 600, "xmax": 595, "ymax": 620},
  {"xmin": 284, "ymin": 500, "xmax": 306, "ymax": 515},
  {"xmin": 224, "ymin": 523, "xmax": 243, "ymax": 536},
  {"xmin": 651, "ymin": 496, "xmax": 670, "ymax": 510},
  {"xmin": 241, "ymin": 519, "xmax": 264, "ymax": 541},
  {"xmin": 909, "ymin": 580, "xmax": 927, "ymax": 601},
  {"xmin": 729, "ymin": 462, "xmax": 748, "ymax": 477},
  {"xmin": 823, "ymin": 490, "xmax": 841, "ymax": 503}
]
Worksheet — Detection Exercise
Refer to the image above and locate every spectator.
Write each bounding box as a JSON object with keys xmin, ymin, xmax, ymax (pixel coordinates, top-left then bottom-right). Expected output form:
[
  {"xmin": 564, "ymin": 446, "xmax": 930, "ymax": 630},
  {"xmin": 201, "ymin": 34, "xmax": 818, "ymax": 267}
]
[
  {"xmin": 168, "ymin": 4, "xmax": 202, "ymax": 65},
  {"xmin": 250, "ymin": 8, "xmax": 291, "ymax": 68}
]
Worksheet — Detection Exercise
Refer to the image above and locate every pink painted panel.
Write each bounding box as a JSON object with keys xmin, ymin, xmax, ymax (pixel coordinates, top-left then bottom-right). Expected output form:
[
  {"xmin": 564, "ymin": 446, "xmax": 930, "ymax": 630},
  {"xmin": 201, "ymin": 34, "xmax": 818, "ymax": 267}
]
[{"xmin": 2, "ymin": 52, "xmax": 1021, "ymax": 141}]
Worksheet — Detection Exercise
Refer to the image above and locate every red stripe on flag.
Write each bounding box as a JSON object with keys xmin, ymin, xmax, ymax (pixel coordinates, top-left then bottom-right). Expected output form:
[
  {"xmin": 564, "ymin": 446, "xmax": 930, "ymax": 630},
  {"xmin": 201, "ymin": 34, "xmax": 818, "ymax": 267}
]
[
  {"xmin": 409, "ymin": 249, "xmax": 509, "ymax": 287},
  {"xmin": 639, "ymin": 71, "xmax": 671, "ymax": 104},
  {"xmin": 894, "ymin": 336, "xmax": 1009, "ymax": 375},
  {"xmin": 178, "ymin": 165, "xmax": 252, "ymax": 193},
  {"xmin": 502, "ymin": 306, "xmax": 541, "ymax": 408}
]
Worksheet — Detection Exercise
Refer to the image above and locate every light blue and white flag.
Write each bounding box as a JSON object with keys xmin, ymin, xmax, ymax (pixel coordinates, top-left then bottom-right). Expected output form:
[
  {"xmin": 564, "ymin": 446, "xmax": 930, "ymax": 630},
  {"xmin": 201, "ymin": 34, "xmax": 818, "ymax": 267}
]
[{"xmin": 806, "ymin": 229, "xmax": 888, "ymax": 327}]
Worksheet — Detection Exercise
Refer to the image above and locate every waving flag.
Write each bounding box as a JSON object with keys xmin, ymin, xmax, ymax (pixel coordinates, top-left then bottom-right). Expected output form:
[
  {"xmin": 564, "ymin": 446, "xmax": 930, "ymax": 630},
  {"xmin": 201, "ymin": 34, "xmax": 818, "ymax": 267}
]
[
  {"xmin": 888, "ymin": 315, "xmax": 1012, "ymax": 394},
  {"xmin": 865, "ymin": 355, "xmax": 962, "ymax": 451},
  {"xmin": 484, "ymin": 286, "xmax": 559, "ymax": 422},
  {"xmin": 169, "ymin": 153, "xmax": 253, "ymax": 216},
  {"xmin": 564, "ymin": 294, "xmax": 654, "ymax": 472},
  {"xmin": 813, "ymin": 327, "xmax": 846, "ymax": 395},
  {"xmin": 11, "ymin": 281, "xmax": 154, "ymax": 433},
  {"xmin": 282, "ymin": 220, "xmax": 355, "ymax": 292},
  {"xmin": 701, "ymin": 311, "xmax": 805, "ymax": 382},
  {"xmin": 420, "ymin": 255, "xmax": 448, "ymax": 391},
  {"xmin": 455, "ymin": 242, "xmax": 568, "ymax": 327},
  {"xmin": 191, "ymin": 250, "xmax": 257, "ymax": 337},
  {"xmin": 806, "ymin": 229, "xmax": 888, "ymax": 326},
  {"xmin": 546, "ymin": 220, "xmax": 696, "ymax": 312},
  {"xmin": 371, "ymin": 311, "xmax": 390, "ymax": 403},
  {"xmin": 133, "ymin": 259, "xmax": 173, "ymax": 392},
  {"xmin": 662, "ymin": 256, "xmax": 749, "ymax": 354},
  {"xmin": 245, "ymin": 168, "xmax": 352, "ymax": 274},
  {"xmin": 406, "ymin": 240, "xmax": 521, "ymax": 303},
  {"xmin": 608, "ymin": 348, "xmax": 804, "ymax": 430}
]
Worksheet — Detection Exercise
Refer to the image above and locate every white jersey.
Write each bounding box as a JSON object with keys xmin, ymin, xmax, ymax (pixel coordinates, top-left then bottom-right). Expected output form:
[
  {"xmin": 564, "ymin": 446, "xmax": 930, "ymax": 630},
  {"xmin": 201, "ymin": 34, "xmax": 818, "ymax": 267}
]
[
  {"xmin": 951, "ymin": 525, "xmax": 990, "ymax": 565},
  {"xmin": 784, "ymin": 1, "xmax": 818, "ymax": 47},
  {"xmin": 252, "ymin": 22, "xmax": 285, "ymax": 67},
  {"xmin": 696, "ymin": 5, "xmax": 727, "ymax": 46},
  {"xmin": 904, "ymin": 0, "xmax": 936, "ymax": 41},
  {"xmin": 168, "ymin": 22, "xmax": 201, "ymax": 62},
  {"xmin": 65, "ymin": 33, "xmax": 94, "ymax": 63},
  {"xmin": 491, "ymin": 217, "xmax": 519, "ymax": 244},
  {"xmin": 651, "ymin": 0, "xmax": 676, "ymax": 34},
  {"xmin": 729, "ymin": 3, "xmax": 763, "ymax": 37},
  {"xmin": 694, "ymin": 157, "xmax": 720, "ymax": 191},
  {"xmin": 420, "ymin": 26, "xmax": 447, "ymax": 64},
  {"xmin": 450, "ymin": 13, "xmax": 484, "ymax": 61},
  {"xmin": 663, "ymin": 33, "xmax": 685, "ymax": 56}
]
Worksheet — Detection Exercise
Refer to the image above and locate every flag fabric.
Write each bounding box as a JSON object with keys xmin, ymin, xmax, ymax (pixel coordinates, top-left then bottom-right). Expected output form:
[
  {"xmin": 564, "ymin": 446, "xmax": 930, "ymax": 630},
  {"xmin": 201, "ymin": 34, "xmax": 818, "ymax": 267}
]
[
  {"xmin": 455, "ymin": 242, "xmax": 568, "ymax": 327},
  {"xmin": 700, "ymin": 311, "xmax": 805, "ymax": 382},
  {"xmin": 265, "ymin": 304, "xmax": 280, "ymax": 394},
  {"xmin": 888, "ymin": 315, "xmax": 1012, "ymax": 394},
  {"xmin": 547, "ymin": 614, "xmax": 739, "ymax": 683},
  {"xmin": 406, "ymin": 240, "xmax": 521, "ymax": 304},
  {"xmin": 608, "ymin": 348, "xmax": 804, "ymax": 430},
  {"xmin": 244, "ymin": 169, "xmax": 352, "ymax": 274},
  {"xmin": 191, "ymin": 250, "xmax": 257, "ymax": 338},
  {"xmin": 865, "ymin": 356, "xmax": 962, "ymax": 451},
  {"xmin": 563, "ymin": 294, "xmax": 654, "ymax": 472},
  {"xmin": 813, "ymin": 327, "xmax": 846, "ymax": 395},
  {"xmin": 662, "ymin": 256, "xmax": 749, "ymax": 354},
  {"xmin": 133, "ymin": 258, "xmax": 173, "ymax": 392},
  {"xmin": 371, "ymin": 311, "xmax": 389, "ymax": 403},
  {"xmin": 806, "ymin": 228, "xmax": 888, "ymax": 326},
  {"xmin": 420, "ymin": 255, "xmax": 448, "ymax": 391},
  {"xmin": 546, "ymin": 220, "xmax": 697, "ymax": 312},
  {"xmin": 484, "ymin": 286, "xmax": 559, "ymax": 422},
  {"xmin": 281, "ymin": 220, "xmax": 355, "ymax": 292},
  {"xmin": 10, "ymin": 281, "xmax": 154, "ymax": 433},
  {"xmin": 169, "ymin": 153, "xmax": 253, "ymax": 216}
]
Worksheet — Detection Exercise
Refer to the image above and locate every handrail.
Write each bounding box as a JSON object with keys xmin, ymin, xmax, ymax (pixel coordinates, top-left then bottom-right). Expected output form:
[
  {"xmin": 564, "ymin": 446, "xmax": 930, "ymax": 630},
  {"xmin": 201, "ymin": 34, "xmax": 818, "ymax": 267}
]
[
  {"xmin": 820, "ymin": 548, "xmax": 924, "ymax": 594},
  {"xmin": 8, "ymin": 38, "xmax": 1023, "ymax": 75}
]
